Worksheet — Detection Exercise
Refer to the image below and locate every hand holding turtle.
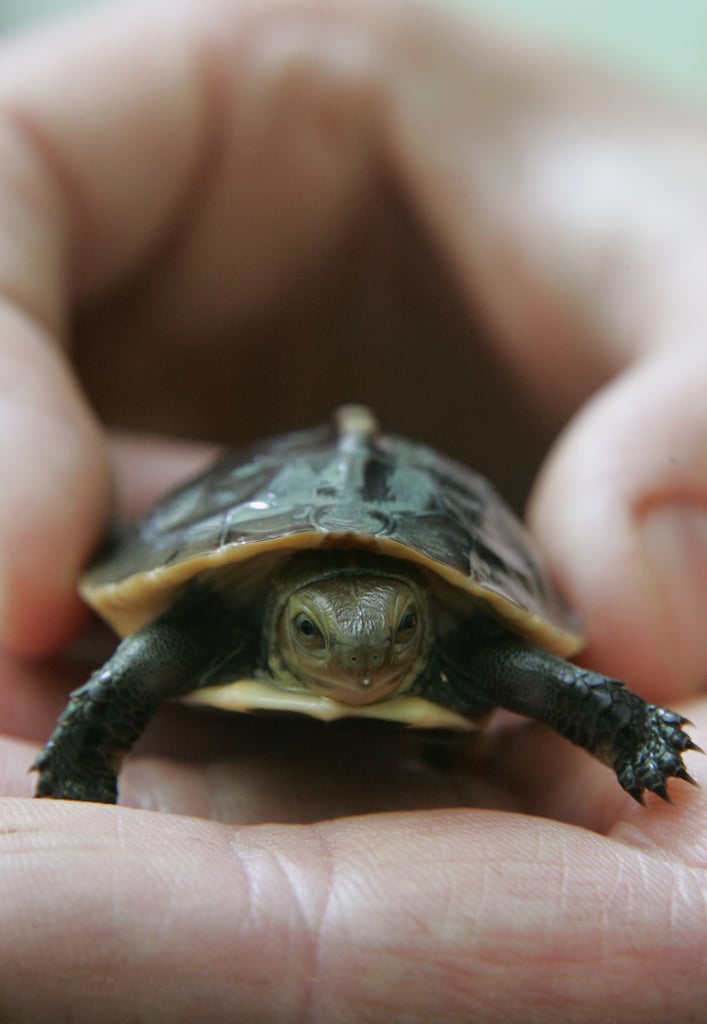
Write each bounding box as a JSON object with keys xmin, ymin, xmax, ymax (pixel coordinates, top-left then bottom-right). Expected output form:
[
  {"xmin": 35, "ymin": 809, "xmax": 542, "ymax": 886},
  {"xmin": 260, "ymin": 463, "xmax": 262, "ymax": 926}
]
[{"xmin": 0, "ymin": 2, "xmax": 705, "ymax": 1022}]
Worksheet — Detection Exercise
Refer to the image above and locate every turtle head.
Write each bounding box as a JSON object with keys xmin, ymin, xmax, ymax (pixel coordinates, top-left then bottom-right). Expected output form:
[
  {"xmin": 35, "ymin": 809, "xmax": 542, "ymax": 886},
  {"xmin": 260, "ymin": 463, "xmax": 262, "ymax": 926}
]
[{"xmin": 268, "ymin": 556, "xmax": 433, "ymax": 705}]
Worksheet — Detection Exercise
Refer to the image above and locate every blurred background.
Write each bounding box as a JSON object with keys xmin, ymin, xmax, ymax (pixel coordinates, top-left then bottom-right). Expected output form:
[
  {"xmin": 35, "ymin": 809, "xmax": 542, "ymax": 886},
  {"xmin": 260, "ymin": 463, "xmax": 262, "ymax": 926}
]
[{"xmin": 2, "ymin": 0, "xmax": 707, "ymax": 102}]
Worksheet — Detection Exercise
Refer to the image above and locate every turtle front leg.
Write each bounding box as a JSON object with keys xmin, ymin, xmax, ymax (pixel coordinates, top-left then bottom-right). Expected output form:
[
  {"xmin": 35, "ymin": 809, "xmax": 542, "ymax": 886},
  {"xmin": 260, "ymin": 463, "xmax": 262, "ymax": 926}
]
[
  {"xmin": 432, "ymin": 632, "xmax": 701, "ymax": 802},
  {"xmin": 34, "ymin": 626, "xmax": 187, "ymax": 802},
  {"xmin": 34, "ymin": 588, "xmax": 252, "ymax": 803}
]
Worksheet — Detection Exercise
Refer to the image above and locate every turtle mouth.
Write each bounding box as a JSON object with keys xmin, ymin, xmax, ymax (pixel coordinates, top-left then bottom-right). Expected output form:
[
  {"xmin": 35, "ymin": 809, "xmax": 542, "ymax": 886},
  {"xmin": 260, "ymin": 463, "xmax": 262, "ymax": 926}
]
[{"xmin": 302, "ymin": 667, "xmax": 407, "ymax": 706}]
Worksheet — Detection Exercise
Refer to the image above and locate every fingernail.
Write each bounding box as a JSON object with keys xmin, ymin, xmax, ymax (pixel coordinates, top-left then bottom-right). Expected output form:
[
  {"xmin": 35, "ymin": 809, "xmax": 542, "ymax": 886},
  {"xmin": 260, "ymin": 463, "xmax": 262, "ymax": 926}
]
[{"xmin": 639, "ymin": 503, "xmax": 707, "ymax": 691}]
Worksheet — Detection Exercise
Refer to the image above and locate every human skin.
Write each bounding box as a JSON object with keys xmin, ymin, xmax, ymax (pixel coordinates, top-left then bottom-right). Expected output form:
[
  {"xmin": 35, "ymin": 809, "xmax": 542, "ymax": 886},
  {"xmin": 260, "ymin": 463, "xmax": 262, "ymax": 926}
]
[{"xmin": 0, "ymin": 1, "xmax": 705, "ymax": 1021}]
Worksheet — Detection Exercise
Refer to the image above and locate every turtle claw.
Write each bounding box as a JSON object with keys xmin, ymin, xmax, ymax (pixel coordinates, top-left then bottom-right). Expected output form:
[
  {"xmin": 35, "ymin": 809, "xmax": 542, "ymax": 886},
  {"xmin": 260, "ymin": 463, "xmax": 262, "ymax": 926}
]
[
  {"xmin": 651, "ymin": 783, "xmax": 673, "ymax": 805},
  {"xmin": 672, "ymin": 718, "xmax": 703, "ymax": 754},
  {"xmin": 673, "ymin": 764, "xmax": 699, "ymax": 788}
]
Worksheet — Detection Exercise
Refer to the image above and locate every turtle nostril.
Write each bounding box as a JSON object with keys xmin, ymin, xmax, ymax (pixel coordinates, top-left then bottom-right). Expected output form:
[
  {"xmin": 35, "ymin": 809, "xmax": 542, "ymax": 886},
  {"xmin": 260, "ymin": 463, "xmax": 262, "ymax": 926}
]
[{"xmin": 340, "ymin": 646, "xmax": 388, "ymax": 674}]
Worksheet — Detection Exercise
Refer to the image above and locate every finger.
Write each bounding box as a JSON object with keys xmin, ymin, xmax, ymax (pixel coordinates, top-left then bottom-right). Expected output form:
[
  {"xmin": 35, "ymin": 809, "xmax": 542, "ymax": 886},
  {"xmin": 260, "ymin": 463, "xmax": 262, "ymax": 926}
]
[
  {"xmin": 0, "ymin": 33, "xmax": 151, "ymax": 652},
  {"xmin": 0, "ymin": 798, "xmax": 704, "ymax": 1024},
  {"xmin": 108, "ymin": 433, "xmax": 219, "ymax": 519},
  {"xmin": 0, "ymin": 305, "xmax": 108, "ymax": 653},
  {"xmin": 0, "ymin": 22, "xmax": 117, "ymax": 651},
  {"xmin": 530, "ymin": 347, "xmax": 707, "ymax": 700}
]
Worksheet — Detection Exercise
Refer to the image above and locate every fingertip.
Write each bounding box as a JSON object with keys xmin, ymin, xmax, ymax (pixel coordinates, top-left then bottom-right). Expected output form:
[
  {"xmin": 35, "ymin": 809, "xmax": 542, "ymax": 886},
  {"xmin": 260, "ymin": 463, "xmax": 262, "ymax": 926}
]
[
  {"xmin": 529, "ymin": 350, "xmax": 707, "ymax": 700},
  {"xmin": 108, "ymin": 432, "xmax": 220, "ymax": 520},
  {"xmin": 0, "ymin": 451, "xmax": 110, "ymax": 657},
  {"xmin": 637, "ymin": 502, "xmax": 707, "ymax": 694}
]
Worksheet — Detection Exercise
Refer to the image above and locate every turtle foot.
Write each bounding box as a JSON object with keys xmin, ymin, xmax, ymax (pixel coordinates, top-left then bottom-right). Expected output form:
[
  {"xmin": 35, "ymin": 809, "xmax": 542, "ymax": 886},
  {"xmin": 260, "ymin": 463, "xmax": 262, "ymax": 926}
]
[
  {"xmin": 32, "ymin": 745, "xmax": 118, "ymax": 804},
  {"xmin": 613, "ymin": 706, "xmax": 702, "ymax": 804}
]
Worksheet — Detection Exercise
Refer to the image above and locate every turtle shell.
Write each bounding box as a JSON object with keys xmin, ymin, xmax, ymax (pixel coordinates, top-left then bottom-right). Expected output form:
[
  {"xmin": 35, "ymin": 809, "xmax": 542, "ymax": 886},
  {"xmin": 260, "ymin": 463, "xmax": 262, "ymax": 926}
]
[{"xmin": 82, "ymin": 406, "xmax": 581, "ymax": 656}]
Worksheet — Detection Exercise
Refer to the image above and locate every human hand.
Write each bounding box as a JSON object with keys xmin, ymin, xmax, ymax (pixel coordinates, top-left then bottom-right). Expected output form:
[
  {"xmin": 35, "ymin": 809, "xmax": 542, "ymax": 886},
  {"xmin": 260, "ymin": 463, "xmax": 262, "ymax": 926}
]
[{"xmin": 0, "ymin": 1, "xmax": 705, "ymax": 1021}]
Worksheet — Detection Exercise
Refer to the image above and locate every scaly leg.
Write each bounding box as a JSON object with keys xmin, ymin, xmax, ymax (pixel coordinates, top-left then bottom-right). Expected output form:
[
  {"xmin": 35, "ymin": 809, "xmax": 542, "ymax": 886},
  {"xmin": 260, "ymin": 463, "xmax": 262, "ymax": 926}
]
[
  {"xmin": 429, "ymin": 631, "xmax": 701, "ymax": 802},
  {"xmin": 34, "ymin": 587, "xmax": 254, "ymax": 803}
]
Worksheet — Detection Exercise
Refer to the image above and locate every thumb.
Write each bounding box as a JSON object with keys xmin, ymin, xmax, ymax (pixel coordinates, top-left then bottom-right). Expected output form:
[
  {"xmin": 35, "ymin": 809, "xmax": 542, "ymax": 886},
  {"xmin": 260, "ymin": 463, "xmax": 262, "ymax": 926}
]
[
  {"xmin": 0, "ymin": 125, "xmax": 109, "ymax": 654},
  {"xmin": 529, "ymin": 345, "xmax": 707, "ymax": 701}
]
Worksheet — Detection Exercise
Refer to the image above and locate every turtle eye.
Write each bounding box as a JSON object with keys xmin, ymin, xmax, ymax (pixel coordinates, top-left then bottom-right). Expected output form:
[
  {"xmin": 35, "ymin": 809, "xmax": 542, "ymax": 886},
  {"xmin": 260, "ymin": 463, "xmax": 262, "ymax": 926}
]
[
  {"xmin": 294, "ymin": 612, "xmax": 324, "ymax": 647},
  {"xmin": 396, "ymin": 607, "xmax": 418, "ymax": 640}
]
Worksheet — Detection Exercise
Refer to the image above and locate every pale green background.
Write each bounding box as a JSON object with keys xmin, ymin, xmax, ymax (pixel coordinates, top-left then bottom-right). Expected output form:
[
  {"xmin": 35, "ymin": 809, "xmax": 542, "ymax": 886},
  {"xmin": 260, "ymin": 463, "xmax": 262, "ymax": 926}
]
[{"xmin": 2, "ymin": 0, "xmax": 707, "ymax": 101}]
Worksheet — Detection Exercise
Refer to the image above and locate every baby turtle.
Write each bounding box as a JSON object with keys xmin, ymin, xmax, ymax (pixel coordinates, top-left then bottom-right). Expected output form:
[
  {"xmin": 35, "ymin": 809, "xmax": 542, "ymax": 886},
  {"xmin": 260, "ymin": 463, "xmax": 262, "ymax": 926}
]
[{"xmin": 34, "ymin": 406, "xmax": 699, "ymax": 804}]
